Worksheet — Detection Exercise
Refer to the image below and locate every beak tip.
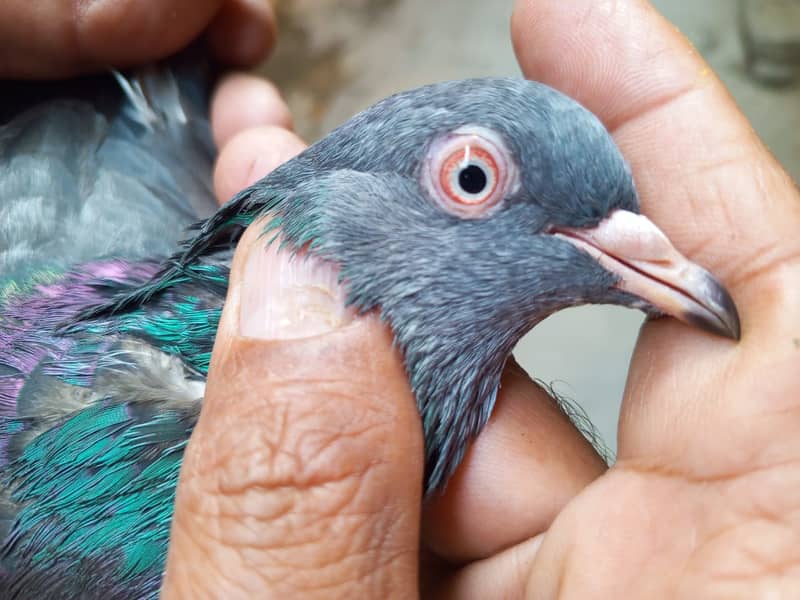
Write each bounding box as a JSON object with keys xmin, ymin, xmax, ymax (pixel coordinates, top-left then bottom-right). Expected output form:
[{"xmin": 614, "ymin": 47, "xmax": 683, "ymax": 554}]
[
  {"xmin": 683, "ymin": 276, "xmax": 741, "ymax": 341},
  {"xmin": 687, "ymin": 309, "xmax": 741, "ymax": 341},
  {"xmin": 727, "ymin": 311, "xmax": 742, "ymax": 342},
  {"xmin": 709, "ymin": 274, "xmax": 741, "ymax": 341},
  {"xmin": 722, "ymin": 305, "xmax": 742, "ymax": 342}
]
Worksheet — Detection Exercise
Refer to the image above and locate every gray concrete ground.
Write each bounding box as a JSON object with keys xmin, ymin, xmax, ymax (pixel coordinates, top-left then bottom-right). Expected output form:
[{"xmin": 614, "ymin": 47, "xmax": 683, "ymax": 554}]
[{"xmin": 261, "ymin": 1, "xmax": 800, "ymax": 455}]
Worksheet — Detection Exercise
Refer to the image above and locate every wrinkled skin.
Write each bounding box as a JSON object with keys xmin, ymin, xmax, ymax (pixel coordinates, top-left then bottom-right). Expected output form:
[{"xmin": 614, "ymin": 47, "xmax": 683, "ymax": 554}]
[{"xmin": 5, "ymin": 0, "xmax": 800, "ymax": 598}]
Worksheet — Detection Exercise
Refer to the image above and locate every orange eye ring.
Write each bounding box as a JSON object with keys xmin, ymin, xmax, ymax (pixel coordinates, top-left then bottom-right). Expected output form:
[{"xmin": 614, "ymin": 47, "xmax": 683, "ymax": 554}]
[
  {"xmin": 439, "ymin": 146, "xmax": 499, "ymax": 205},
  {"xmin": 422, "ymin": 126, "xmax": 518, "ymax": 219}
]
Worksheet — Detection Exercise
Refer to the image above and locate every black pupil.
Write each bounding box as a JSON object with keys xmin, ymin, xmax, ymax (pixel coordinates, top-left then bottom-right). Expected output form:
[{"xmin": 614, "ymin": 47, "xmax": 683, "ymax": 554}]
[{"xmin": 458, "ymin": 164, "xmax": 488, "ymax": 195}]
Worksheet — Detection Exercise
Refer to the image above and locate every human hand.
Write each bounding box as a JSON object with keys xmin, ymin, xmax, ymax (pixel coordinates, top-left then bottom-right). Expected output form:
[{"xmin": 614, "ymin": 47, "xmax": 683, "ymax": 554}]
[
  {"xmin": 164, "ymin": 0, "xmax": 800, "ymax": 597},
  {"xmin": 0, "ymin": 0, "xmax": 276, "ymax": 78},
  {"xmin": 507, "ymin": 1, "xmax": 800, "ymax": 597}
]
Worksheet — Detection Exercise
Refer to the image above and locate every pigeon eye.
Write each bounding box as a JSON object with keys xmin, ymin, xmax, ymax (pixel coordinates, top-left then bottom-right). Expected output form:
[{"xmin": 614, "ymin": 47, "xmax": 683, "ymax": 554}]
[
  {"xmin": 423, "ymin": 126, "xmax": 517, "ymax": 219},
  {"xmin": 441, "ymin": 146, "xmax": 496, "ymax": 204}
]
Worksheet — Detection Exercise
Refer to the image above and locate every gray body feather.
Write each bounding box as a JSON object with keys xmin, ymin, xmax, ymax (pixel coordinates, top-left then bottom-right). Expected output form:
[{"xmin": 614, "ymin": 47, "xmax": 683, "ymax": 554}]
[{"xmin": 0, "ymin": 54, "xmax": 217, "ymax": 280}]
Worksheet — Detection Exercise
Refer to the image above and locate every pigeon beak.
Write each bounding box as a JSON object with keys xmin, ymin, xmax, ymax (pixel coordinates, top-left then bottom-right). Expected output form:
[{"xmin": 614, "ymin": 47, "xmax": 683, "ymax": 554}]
[{"xmin": 553, "ymin": 210, "xmax": 741, "ymax": 340}]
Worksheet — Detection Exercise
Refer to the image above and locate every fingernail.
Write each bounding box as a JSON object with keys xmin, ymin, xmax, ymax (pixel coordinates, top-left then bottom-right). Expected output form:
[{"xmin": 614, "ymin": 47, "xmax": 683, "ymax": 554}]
[{"xmin": 238, "ymin": 235, "xmax": 355, "ymax": 340}]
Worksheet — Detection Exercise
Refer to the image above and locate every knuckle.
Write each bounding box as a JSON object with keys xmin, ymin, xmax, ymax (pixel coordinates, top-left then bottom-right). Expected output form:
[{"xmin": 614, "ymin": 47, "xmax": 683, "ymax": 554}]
[{"xmin": 176, "ymin": 377, "xmax": 409, "ymax": 590}]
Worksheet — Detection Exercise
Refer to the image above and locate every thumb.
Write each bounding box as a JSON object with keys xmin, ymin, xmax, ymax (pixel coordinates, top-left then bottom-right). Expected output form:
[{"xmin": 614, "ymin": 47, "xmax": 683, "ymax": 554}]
[{"xmin": 161, "ymin": 222, "xmax": 424, "ymax": 598}]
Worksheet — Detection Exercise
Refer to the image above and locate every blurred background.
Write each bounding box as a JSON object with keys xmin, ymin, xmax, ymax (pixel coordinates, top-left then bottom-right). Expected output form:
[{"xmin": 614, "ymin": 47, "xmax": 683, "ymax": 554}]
[{"xmin": 260, "ymin": 0, "xmax": 800, "ymax": 456}]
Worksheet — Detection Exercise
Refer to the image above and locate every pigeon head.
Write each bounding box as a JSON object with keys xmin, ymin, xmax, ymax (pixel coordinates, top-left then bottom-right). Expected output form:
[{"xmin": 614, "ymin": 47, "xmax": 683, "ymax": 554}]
[{"xmin": 228, "ymin": 78, "xmax": 740, "ymax": 493}]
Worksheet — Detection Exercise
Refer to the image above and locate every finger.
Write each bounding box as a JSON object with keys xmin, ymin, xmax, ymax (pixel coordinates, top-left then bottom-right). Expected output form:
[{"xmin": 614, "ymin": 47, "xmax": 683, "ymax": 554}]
[
  {"xmin": 512, "ymin": 0, "xmax": 800, "ymax": 468},
  {"xmin": 423, "ymin": 536, "xmax": 543, "ymax": 600},
  {"xmin": 0, "ymin": 0, "xmax": 221, "ymax": 78},
  {"xmin": 162, "ymin": 222, "xmax": 423, "ymax": 597},
  {"xmin": 1, "ymin": 0, "xmax": 276, "ymax": 78},
  {"xmin": 207, "ymin": 0, "xmax": 277, "ymax": 67},
  {"xmin": 213, "ymin": 125, "xmax": 307, "ymax": 203},
  {"xmin": 211, "ymin": 73, "xmax": 293, "ymax": 148},
  {"xmin": 422, "ymin": 360, "xmax": 606, "ymax": 563}
]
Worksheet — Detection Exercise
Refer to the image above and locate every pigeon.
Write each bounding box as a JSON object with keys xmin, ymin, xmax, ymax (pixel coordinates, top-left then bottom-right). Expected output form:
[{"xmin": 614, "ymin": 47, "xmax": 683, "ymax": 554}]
[{"xmin": 0, "ymin": 53, "xmax": 740, "ymax": 598}]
